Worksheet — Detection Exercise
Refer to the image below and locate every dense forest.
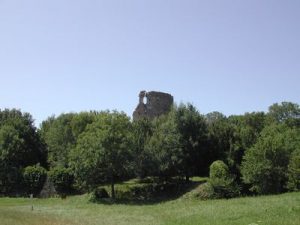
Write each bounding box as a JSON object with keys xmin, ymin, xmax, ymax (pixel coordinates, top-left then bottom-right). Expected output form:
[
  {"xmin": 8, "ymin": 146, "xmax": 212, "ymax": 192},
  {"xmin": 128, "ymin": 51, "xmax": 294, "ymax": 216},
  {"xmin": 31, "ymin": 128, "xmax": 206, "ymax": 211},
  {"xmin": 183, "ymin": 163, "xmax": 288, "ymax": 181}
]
[{"xmin": 0, "ymin": 102, "xmax": 299, "ymax": 200}]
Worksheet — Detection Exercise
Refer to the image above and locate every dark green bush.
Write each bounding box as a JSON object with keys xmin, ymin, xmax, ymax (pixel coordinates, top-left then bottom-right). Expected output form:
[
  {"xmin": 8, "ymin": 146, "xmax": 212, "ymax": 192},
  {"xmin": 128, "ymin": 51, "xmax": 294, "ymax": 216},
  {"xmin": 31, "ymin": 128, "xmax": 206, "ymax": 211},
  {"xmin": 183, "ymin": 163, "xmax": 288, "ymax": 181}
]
[
  {"xmin": 114, "ymin": 186, "xmax": 133, "ymax": 200},
  {"xmin": 48, "ymin": 167, "xmax": 74, "ymax": 197},
  {"xmin": 114, "ymin": 183, "xmax": 154, "ymax": 200},
  {"xmin": 0, "ymin": 165, "xmax": 23, "ymax": 195},
  {"xmin": 113, "ymin": 182, "xmax": 181, "ymax": 200},
  {"xmin": 96, "ymin": 187, "xmax": 109, "ymax": 198},
  {"xmin": 90, "ymin": 187, "xmax": 109, "ymax": 201},
  {"xmin": 23, "ymin": 164, "xmax": 47, "ymax": 195},
  {"xmin": 209, "ymin": 160, "xmax": 240, "ymax": 198},
  {"xmin": 287, "ymin": 149, "xmax": 300, "ymax": 191},
  {"xmin": 241, "ymin": 125, "xmax": 299, "ymax": 194}
]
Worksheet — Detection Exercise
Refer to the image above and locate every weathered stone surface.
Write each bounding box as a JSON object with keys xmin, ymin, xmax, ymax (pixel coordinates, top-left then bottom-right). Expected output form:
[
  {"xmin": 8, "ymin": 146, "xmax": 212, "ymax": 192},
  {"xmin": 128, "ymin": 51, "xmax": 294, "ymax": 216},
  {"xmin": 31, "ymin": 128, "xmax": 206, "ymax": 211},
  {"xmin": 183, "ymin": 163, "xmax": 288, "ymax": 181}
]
[{"xmin": 133, "ymin": 90, "xmax": 174, "ymax": 120}]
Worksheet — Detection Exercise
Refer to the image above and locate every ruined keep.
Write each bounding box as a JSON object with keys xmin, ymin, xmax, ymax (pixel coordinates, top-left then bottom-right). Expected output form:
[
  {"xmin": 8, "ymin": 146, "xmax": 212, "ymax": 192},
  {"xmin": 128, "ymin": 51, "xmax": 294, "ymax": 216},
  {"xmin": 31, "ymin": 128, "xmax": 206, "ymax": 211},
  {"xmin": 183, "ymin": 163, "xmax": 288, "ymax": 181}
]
[{"xmin": 133, "ymin": 91, "xmax": 174, "ymax": 120}]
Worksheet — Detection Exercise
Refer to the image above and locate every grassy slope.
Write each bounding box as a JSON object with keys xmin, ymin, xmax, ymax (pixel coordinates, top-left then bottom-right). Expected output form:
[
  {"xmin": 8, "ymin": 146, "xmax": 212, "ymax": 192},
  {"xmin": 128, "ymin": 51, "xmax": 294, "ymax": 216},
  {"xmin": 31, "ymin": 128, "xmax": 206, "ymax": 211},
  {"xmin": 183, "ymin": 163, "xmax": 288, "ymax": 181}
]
[{"xmin": 0, "ymin": 192, "xmax": 299, "ymax": 225}]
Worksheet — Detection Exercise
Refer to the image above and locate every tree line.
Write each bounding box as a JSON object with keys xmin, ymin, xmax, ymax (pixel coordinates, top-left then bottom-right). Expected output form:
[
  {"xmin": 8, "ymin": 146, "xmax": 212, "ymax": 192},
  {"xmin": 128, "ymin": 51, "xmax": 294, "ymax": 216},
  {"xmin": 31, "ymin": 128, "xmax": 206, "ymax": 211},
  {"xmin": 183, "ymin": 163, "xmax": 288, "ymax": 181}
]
[{"xmin": 0, "ymin": 102, "xmax": 299, "ymax": 199}]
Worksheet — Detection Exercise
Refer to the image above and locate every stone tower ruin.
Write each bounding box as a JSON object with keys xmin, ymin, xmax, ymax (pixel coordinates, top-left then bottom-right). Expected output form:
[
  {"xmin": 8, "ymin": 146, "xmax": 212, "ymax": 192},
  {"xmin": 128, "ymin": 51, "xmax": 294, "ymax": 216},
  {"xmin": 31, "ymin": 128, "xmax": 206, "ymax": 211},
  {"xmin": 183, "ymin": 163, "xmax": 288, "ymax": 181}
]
[{"xmin": 133, "ymin": 90, "xmax": 174, "ymax": 120}]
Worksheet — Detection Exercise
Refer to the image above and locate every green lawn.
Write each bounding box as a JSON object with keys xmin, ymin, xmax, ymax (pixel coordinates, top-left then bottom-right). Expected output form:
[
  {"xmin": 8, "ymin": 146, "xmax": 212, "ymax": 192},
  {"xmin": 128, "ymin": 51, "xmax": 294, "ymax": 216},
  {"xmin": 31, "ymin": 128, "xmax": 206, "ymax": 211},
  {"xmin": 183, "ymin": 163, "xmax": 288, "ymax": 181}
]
[{"xmin": 0, "ymin": 191, "xmax": 299, "ymax": 225}]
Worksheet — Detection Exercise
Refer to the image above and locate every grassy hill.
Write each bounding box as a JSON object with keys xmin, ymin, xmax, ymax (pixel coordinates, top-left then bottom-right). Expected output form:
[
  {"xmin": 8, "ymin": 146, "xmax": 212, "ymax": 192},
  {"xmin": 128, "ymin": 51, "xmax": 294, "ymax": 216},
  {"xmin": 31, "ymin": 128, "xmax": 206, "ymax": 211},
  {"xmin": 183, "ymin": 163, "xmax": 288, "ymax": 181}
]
[{"xmin": 0, "ymin": 189, "xmax": 299, "ymax": 225}]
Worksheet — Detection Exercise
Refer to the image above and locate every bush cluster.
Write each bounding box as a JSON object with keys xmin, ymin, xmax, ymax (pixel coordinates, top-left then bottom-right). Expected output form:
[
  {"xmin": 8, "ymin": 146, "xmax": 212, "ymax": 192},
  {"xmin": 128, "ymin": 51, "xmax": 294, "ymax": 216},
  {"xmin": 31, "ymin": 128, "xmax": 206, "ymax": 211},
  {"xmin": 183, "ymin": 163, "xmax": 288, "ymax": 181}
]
[
  {"xmin": 23, "ymin": 164, "xmax": 47, "ymax": 195},
  {"xmin": 209, "ymin": 161, "xmax": 240, "ymax": 198},
  {"xmin": 1, "ymin": 102, "xmax": 299, "ymax": 199},
  {"xmin": 48, "ymin": 167, "xmax": 74, "ymax": 197},
  {"xmin": 90, "ymin": 187, "xmax": 109, "ymax": 202}
]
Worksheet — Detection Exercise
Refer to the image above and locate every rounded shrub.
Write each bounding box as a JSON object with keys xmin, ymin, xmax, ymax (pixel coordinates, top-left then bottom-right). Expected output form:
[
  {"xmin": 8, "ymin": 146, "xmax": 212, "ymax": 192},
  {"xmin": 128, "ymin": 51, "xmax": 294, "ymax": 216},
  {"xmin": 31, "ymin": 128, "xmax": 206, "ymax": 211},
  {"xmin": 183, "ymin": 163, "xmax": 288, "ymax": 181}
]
[
  {"xmin": 210, "ymin": 160, "xmax": 230, "ymax": 180},
  {"xmin": 23, "ymin": 164, "xmax": 47, "ymax": 195},
  {"xmin": 48, "ymin": 167, "xmax": 74, "ymax": 198},
  {"xmin": 209, "ymin": 160, "xmax": 240, "ymax": 198}
]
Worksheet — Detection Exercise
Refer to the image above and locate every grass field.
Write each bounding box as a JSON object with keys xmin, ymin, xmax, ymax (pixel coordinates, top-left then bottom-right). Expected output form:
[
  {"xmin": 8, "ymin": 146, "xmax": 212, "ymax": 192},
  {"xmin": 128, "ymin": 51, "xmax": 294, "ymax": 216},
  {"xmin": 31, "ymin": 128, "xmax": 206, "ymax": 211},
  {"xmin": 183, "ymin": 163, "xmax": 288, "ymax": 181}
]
[{"xmin": 0, "ymin": 191, "xmax": 299, "ymax": 225}]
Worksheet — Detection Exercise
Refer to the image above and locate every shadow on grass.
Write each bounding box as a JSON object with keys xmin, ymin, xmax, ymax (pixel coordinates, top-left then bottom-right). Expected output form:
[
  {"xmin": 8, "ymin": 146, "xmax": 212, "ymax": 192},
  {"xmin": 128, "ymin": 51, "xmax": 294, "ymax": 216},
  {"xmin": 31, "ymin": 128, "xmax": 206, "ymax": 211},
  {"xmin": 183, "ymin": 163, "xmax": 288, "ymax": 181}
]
[{"xmin": 91, "ymin": 180, "xmax": 206, "ymax": 206}]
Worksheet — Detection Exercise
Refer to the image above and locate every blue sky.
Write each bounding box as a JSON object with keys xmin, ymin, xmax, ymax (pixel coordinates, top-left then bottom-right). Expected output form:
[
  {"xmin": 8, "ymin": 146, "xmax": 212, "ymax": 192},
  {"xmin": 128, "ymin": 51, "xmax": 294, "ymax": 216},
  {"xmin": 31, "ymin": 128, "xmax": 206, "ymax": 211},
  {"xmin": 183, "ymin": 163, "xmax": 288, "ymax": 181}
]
[{"xmin": 0, "ymin": 0, "xmax": 299, "ymax": 126}]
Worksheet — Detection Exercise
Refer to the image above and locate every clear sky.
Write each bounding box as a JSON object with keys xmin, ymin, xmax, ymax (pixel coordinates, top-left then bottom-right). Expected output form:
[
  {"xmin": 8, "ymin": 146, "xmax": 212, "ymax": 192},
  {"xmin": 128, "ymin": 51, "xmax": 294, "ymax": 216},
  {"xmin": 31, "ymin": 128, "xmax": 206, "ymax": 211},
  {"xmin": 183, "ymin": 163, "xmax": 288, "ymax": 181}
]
[{"xmin": 0, "ymin": 0, "xmax": 299, "ymax": 126}]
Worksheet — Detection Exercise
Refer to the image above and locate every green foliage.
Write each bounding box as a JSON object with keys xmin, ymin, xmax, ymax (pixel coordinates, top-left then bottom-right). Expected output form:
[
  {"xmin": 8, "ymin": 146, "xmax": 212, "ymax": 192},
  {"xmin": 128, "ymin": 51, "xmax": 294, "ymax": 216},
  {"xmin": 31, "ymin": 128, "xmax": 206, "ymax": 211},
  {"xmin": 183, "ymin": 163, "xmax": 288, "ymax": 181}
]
[
  {"xmin": 174, "ymin": 103, "xmax": 208, "ymax": 178},
  {"xmin": 209, "ymin": 160, "xmax": 230, "ymax": 179},
  {"xmin": 0, "ymin": 109, "xmax": 46, "ymax": 194},
  {"xmin": 131, "ymin": 118, "xmax": 153, "ymax": 178},
  {"xmin": 0, "ymin": 109, "xmax": 47, "ymax": 167},
  {"xmin": 48, "ymin": 167, "xmax": 74, "ymax": 197},
  {"xmin": 193, "ymin": 182, "xmax": 215, "ymax": 200},
  {"xmin": 227, "ymin": 112, "xmax": 266, "ymax": 175},
  {"xmin": 69, "ymin": 111, "xmax": 132, "ymax": 198},
  {"xmin": 70, "ymin": 112, "xmax": 96, "ymax": 139},
  {"xmin": 209, "ymin": 160, "xmax": 240, "ymax": 198},
  {"xmin": 2, "ymin": 101, "xmax": 300, "ymax": 198},
  {"xmin": 145, "ymin": 113, "xmax": 183, "ymax": 179},
  {"xmin": 114, "ymin": 184, "xmax": 153, "ymax": 200},
  {"xmin": 100, "ymin": 179, "xmax": 186, "ymax": 201},
  {"xmin": 40, "ymin": 114, "xmax": 76, "ymax": 168},
  {"xmin": 206, "ymin": 112, "xmax": 233, "ymax": 164},
  {"xmin": 0, "ymin": 163, "xmax": 22, "ymax": 195},
  {"xmin": 40, "ymin": 112, "xmax": 97, "ymax": 168},
  {"xmin": 268, "ymin": 102, "xmax": 300, "ymax": 126},
  {"xmin": 23, "ymin": 164, "xmax": 47, "ymax": 195},
  {"xmin": 287, "ymin": 149, "xmax": 300, "ymax": 191},
  {"xmin": 241, "ymin": 124, "xmax": 300, "ymax": 194},
  {"xmin": 90, "ymin": 187, "xmax": 109, "ymax": 201}
]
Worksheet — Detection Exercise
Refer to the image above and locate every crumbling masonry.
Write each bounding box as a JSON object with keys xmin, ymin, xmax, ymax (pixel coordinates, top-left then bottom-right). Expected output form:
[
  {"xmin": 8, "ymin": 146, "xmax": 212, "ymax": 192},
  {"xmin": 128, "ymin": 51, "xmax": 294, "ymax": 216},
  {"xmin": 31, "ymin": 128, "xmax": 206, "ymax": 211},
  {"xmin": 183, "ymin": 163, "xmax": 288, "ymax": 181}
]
[{"xmin": 133, "ymin": 91, "xmax": 174, "ymax": 120}]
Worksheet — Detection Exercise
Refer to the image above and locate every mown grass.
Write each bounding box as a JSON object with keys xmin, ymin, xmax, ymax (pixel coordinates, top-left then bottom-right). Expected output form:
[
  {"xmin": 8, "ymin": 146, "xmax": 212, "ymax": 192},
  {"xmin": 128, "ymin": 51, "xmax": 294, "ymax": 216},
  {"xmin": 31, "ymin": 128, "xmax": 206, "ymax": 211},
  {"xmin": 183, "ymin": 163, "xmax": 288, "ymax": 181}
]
[{"xmin": 0, "ymin": 191, "xmax": 299, "ymax": 225}]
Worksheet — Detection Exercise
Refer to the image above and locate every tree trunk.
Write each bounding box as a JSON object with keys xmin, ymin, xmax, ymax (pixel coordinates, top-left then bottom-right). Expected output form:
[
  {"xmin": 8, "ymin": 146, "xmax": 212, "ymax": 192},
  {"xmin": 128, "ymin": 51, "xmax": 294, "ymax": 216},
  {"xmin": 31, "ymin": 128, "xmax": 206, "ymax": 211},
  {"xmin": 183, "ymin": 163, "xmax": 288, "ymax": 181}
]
[
  {"xmin": 111, "ymin": 176, "xmax": 115, "ymax": 199},
  {"xmin": 185, "ymin": 175, "xmax": 190, "ymax": 183}
]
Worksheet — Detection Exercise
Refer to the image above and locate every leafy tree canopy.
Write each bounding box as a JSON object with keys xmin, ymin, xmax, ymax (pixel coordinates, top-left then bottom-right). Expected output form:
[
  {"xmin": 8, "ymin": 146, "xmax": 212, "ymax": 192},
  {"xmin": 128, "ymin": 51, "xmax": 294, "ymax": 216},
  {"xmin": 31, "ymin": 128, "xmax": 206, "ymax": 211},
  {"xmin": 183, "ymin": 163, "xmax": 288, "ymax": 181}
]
[
  {"xmin": 0, "ymin": 109, "xmax": 46, "ymax": 194},
  {"xmin": 69, "ymin": 111, "xmax": 132, "ymax": 198},
  {"xmin": 241, "ymin": 124, "xmax": 300, "ymax": 194}
]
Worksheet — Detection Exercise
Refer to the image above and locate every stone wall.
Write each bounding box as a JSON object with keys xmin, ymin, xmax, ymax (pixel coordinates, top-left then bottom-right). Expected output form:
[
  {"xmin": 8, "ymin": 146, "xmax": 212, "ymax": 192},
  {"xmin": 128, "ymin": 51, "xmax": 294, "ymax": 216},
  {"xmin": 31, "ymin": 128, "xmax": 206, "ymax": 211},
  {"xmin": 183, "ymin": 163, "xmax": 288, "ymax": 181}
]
[{"xmin": 133, "ymin": 91, "xmax": 174, "ymax": 120}]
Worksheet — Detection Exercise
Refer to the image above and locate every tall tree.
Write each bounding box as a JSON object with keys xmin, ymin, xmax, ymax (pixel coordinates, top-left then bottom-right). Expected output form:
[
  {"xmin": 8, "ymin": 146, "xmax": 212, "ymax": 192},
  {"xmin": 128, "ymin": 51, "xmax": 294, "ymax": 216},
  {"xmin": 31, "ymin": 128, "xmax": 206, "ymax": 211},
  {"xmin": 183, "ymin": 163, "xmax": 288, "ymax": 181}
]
[
  {"xmin": 241, "ymin": 124, "xmax": 300, "ymax": 194},
  {"xmin": 70, "ymin": 112, "xmax": 97, "ymax": 139},
  {"xmin": 206, "ymin": 112, "xmax": 234, "ymax": 163},
  {"xmin": 174, "ymin": 103, "xmax": 208, "ymax": 179},
  {"xmin": 287, "ymin": 148, "xmax": 300, "ymax": 191},
  {"xmin": 40, "ymin": 113, "xmax": 75, "ymax": 167},
  {"xmin": 267, "ymin": 102, "xmax": 300, "ymax": 127},
  {"xmin": 69, "ymin": 111, "xmax": 132, "ymax": 198},
  {"xmin": 227, "ymin": 112, "xmax": 266, "ymax": 175},
  {"xmin": 40, "ymin": 112, "xmax": 96, "ymax": 168},
  {"xmin": 131, "ymin": 118, "xmax": 153, "ymax": 178},
  {"xmin": 0, "ymin": 109, "xmax": 46, "ymax": 194},
  {"xmin": 145, "ymin": 114, "xmax": 183, "ymax": 180}
]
